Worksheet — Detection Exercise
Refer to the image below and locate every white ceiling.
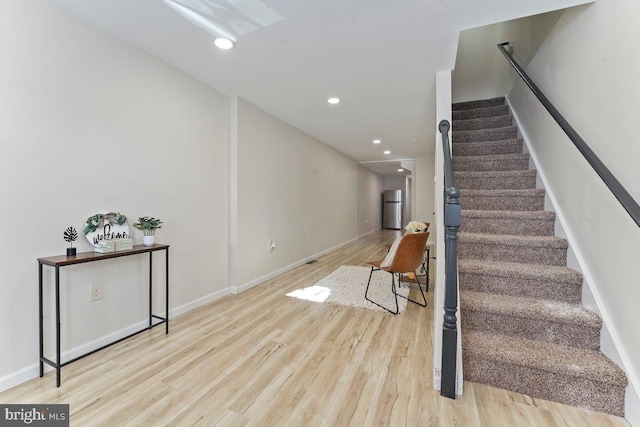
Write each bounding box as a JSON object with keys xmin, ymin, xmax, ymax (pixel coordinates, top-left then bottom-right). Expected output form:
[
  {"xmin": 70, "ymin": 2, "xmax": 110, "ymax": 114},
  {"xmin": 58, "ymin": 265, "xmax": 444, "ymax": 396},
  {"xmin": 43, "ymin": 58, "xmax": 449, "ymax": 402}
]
[{"xmin": 49, "ymin": 0, "xmax": 591, "ymax": 175}]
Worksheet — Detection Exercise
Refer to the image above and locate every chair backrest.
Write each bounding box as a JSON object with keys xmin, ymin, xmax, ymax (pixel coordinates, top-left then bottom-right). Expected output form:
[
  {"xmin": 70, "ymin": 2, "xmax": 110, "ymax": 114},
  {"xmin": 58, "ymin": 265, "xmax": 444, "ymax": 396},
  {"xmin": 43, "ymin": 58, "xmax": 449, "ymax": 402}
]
[{"xmin": 385, "ymin": 231, "xmax": 429, "ymax": 273}]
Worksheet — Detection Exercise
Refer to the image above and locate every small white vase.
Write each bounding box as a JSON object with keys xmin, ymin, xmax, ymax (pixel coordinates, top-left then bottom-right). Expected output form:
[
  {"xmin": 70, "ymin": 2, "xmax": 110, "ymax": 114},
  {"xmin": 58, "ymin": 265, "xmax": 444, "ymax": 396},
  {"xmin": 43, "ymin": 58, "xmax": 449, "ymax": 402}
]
[{"xmin": 143, "ymin": 235, "xmax": 156, "ymax": 247}]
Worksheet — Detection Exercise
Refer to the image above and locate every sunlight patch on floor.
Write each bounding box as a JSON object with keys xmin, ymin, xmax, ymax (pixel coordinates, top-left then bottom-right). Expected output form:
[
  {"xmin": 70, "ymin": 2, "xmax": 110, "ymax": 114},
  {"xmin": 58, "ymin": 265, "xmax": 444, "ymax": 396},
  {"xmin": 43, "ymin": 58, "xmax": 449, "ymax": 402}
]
[{"xmin": 286, "ymin": 285, "xmax": 331, "ymax": 303}]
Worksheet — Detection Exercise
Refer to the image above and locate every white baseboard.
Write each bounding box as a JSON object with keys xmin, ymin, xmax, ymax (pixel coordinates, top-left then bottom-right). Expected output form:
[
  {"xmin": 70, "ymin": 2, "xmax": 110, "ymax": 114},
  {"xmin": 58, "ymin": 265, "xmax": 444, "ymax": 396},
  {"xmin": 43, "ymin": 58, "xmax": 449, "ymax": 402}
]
[
  {"xmin": 433, "ymin": 369, "xmax": 464, "ymax": 395},
  {"xmin": 169, "ymin": 286, "xmax": 232, "ymax": 318},
  {"xmin": 507, "ymin": 96, "xmax": 640, "ymax": 423},
  {"xmin": 358, "ymin": 226, "xmax": 382, "ymax": 238},
  {"xmin": 0, "ymin": 286, "xmax": 232, "ymax": 394},
  {"xmin": 0, "ymin": 235, "xmax": 364, "ymax": 394},
  {"xmin": 0, "ymin": 365, "xmax": 40, "ymax": 394},
  {"xmin": 231, "ymin": 235, "xmax": 360, "ymax": 294}
]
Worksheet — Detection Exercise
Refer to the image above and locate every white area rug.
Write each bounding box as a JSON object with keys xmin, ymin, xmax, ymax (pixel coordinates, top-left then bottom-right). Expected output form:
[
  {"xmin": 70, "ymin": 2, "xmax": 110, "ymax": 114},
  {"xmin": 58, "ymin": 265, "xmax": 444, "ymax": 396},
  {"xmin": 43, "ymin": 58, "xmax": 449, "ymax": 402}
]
[{"xmin": 287, "ymin": 265, "xmax": 410, "ymax": 314}]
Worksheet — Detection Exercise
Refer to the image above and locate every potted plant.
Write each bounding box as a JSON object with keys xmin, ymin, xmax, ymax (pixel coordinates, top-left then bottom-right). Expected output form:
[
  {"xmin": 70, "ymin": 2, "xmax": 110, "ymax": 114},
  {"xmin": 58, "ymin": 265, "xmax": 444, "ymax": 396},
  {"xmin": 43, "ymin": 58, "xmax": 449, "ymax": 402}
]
[{"xmin": 133, "ymin": 216, "xmax": 163, "ymax": 246}]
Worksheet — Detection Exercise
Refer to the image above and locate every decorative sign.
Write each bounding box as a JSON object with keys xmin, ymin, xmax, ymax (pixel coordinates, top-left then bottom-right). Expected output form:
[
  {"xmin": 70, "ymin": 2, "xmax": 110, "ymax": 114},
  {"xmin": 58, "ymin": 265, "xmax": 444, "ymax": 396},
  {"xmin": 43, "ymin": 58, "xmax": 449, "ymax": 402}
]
[{"xmin": 83, "ymin": 212, "xmax": 130, "ymax": 247}]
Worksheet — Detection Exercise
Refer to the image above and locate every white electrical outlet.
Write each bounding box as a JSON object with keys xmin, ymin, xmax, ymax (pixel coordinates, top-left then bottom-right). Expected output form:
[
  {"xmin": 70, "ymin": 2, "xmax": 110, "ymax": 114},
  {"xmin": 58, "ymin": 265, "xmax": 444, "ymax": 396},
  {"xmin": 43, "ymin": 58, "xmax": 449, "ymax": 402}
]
[{"xmin": 91, "ymin": 283, "xmax": 103, "ymax": 302}]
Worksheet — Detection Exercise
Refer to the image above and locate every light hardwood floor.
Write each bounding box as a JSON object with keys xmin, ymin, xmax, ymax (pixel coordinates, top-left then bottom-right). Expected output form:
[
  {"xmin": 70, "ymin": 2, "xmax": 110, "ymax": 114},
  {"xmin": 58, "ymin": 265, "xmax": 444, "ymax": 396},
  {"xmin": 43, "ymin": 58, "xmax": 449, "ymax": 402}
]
[{"xmin": 0, "ymin": 230, "xmax": 631, "ymax": 426}]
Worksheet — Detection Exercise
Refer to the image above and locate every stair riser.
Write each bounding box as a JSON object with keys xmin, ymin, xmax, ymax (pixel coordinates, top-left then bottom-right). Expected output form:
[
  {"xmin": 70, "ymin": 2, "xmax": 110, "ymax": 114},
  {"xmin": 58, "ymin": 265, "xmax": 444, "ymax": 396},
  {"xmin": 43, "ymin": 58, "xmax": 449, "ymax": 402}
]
[
  {"xmin": 453, "ymin": 98, "xmax": 505, "ymax": 111},
  {"xmin": 454, "ymin": 127, "xmax": 518, "ymax": 143},
  {"xmin": 456, "ymin": 175, "xmax": 536, "ymax": 190},
  {"xmin": 463, "ymin": 358, "xmax": 625, "ymax": 417},
  {"xmin": 453, "ymin": 115, "xmax": 513, "ymax": 131},
  {"xmin": 459, "ymin": 271, "xmax": 581, "ymax": 304},
  {"xmin": 453, "ymin": 157, "xmax": 529, "ymax": 172},
  {"xmin": 460, "ymin": 217, "xmax": 554, "ymax": 236},
  {"xmin": 459, "ymin": 241, "xmax": 566, "ymax": 266},
  {"xmin": 453, "ymin": 105, "xmax": 509, "ymax": 121},
  {"xmin": 453, "ymin": 141, "xmax": 523, "ymax": 157},
  {"xmin": 462, "ymin": 311, "xmax": 600, "ymax": 349},
  {"xmin": 461, "ymin": 195, "xmax": 544, "ymax": 211}
]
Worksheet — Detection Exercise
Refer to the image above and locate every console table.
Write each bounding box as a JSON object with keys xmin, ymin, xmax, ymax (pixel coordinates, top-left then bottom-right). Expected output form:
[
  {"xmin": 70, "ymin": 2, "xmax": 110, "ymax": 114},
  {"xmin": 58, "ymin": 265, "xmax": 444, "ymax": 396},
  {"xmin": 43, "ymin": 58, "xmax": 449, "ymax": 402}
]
[{"xmin": 38, "ymin": 244, "xmax": 169, "ymax": 387}]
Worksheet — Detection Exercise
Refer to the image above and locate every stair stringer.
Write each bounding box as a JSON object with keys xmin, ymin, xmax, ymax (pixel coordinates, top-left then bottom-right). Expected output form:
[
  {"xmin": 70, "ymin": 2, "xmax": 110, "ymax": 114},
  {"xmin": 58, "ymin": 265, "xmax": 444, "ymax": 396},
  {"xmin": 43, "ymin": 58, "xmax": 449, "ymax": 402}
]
[{"xmin": 506, "ymin": 96, "xmax": 640, "ymax": 420}]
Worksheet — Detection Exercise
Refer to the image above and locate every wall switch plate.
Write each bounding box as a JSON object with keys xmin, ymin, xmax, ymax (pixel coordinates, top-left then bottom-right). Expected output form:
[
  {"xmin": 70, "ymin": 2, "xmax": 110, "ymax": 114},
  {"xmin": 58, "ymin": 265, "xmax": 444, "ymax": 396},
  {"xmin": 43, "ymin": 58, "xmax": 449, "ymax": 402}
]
[
  {"xmin": 91, "ymin": 283, "xmax": 103, "ymax": 301},
  {"xmin": 269, "ymin": 240, "xmax": 276, "ymax": 252}
]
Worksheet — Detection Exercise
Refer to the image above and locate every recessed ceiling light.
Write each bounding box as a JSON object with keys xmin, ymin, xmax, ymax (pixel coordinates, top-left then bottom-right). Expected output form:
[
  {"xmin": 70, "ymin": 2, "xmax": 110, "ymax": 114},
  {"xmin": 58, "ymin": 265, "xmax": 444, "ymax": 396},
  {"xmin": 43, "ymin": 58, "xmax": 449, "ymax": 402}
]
[
  {"xmin": 411, "ymin": 138, "xmax": 419, "ymax": 143},
  {"xmin": 384, "ymin": 150, "xmax": 391, "ymax": 155},
  {"xmin": 214, "ymin": 37, "xmax": 235, "ymax": 50},
  {"xmin": 398, "ymin": 169, "xmax": 404, "ymax": 172},
  {"xmin": 373, "ymin": 139, "xmax": 381, "ymax": 144},
  {"xmin": 328, "ymin": 97, "xmax": 340, "ymax": 104}
]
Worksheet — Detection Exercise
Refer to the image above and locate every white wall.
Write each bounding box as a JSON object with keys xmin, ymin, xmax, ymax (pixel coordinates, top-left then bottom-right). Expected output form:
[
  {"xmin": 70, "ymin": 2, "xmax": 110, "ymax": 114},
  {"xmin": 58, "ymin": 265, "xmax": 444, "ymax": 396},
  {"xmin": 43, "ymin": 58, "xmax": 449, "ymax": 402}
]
[
  {"xmin": 0, "ymin": 0, "xmax": 230, "ymax": 388},
  {"xmin": 507, "ymin": 2, "xmax": 640, "ymax": 423},
  {"xmin": 357, "ymin": 166, "xmax": 383, "ymax": 235},
  {"xmin": 452, "ymin": 11, "xmax": 562, "ymax": 104},
  {"xmin": 383, "ymin": 176, "xmax": 406, "ymax": 192},
  {"xmin": 414, "ymin": 155, "xmax": 435, "ymax": 226},
  {"xmin": 235, "ymin": 99, "xmax": 359, "ymax": 288}
]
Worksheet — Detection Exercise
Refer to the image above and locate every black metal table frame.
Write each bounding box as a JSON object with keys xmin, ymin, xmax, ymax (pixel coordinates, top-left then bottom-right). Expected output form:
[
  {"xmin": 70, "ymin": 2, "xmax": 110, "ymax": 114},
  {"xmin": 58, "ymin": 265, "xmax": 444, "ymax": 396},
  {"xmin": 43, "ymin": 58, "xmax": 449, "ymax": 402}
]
[{"xmin": 38, "ymin": 245, "xmax": 169, "ymax": 387}]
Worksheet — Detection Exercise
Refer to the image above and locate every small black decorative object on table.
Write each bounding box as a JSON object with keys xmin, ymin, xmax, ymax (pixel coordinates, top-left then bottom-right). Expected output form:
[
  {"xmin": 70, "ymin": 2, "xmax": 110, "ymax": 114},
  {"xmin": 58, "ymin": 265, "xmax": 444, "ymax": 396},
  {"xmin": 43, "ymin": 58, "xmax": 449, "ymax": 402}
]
[{"xmin": 63, "ymin": 226, "xmax": 78, "ymax": 256}]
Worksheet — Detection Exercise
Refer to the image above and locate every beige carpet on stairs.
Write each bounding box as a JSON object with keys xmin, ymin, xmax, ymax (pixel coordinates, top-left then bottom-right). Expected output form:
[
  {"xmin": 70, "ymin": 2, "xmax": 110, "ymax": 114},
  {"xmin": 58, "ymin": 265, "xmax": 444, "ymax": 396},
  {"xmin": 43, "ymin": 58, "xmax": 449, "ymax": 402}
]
[{"xmin": 453, "ymin": 96, "xmax": 628, "ymax": 416}]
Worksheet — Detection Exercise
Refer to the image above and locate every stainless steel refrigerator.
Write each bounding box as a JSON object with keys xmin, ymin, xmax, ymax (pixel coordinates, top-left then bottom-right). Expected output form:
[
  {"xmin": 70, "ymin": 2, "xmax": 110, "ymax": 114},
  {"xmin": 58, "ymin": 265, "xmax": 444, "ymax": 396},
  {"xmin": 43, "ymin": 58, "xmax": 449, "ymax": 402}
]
[{"xmin": 382, "ymin": 189, "xmax": 403, "ymax": 229}]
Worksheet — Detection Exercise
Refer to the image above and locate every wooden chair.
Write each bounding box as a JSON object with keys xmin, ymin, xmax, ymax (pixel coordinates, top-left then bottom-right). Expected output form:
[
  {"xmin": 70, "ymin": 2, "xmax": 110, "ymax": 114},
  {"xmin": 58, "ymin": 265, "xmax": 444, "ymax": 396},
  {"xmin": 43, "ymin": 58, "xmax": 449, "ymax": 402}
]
[
  {"xmin": 366, "ymin": 232, "xmax": 429, "ymax": 314},
  {"xmin": 383, "ymin": 223, "xmax": 431, "ymax": 289}
]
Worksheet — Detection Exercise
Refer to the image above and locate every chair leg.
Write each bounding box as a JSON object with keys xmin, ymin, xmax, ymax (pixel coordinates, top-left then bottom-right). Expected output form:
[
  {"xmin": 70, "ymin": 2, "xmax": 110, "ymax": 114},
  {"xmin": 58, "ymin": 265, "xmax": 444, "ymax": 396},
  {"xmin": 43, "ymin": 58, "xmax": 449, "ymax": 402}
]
[
  {"xmin": 365, "ymin": 267, "xmax": 399, "ymax": 315},
  {"xmin": 419, "ymin": 247, "xmax": 432, "ymax": 292},
  {"xmin": 394, "ymin": 270, "xmax": 427, "ymax": 308},
  {"xmin": 426, "ymin": 246, "xmax": 433, "ymax": 292},
  {"xmin": 411, "ymin": 270, "xmax": 427, "ymax": 307}
]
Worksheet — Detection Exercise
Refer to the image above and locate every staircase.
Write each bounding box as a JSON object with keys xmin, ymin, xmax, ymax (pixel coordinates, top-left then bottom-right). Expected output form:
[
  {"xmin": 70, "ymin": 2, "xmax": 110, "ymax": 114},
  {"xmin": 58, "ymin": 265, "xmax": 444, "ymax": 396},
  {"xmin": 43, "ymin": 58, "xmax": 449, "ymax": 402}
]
[{"xmin": 452, "ymin": 97, "xmax": 628, "ymax": 416}]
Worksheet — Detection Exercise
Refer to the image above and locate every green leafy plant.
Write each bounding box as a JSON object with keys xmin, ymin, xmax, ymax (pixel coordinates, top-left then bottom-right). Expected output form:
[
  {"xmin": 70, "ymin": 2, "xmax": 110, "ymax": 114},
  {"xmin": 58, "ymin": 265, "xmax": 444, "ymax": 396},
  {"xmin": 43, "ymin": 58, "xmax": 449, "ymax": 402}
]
[
  {"xmin": 133, "ymin": 216, "xmax": 163, "ymax": 236},
  {"xmin": 83, "ymin": 212, "xmax": 127, "ymax": 234}
]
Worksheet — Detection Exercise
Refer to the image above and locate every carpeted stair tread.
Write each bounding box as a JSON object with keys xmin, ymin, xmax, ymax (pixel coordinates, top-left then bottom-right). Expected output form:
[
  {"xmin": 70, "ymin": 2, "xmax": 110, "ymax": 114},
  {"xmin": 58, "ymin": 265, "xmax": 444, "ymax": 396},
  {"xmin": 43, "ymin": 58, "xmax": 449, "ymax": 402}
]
[
  {"xmin": 462, "ymin": 209, "xmax": 555, "ymax": 221},
  {"xmin": 460, "ymin": 188, "xmax": 546, "ymax": 212},
  {"xmin": 453, "ymin": 97, "xmax": 505, "ymax": 111},
  {"xmin": 452, "ymin": 139, "xmax": 523, "ymax": 156},
  {"xmin": 453, "ymin": 152, "xmax": 529, "ymax": 162},
  {"xmin": 459, "ymin": 259, "xmax": 583, "ymax": 304},
  {"xmin": 453, "ymin": 153, "xmax": 529, "ymax": 172},
  {"xmin": 459, "ymin": 259, "xmax": 582, "ymax": 283},
  {"xmin": 463, "ymin": 330, "xmax": 627, "ymax": 387},
  {"xmin": 460, "ymin": 188, "xmax": 544, "ymax": 197},
  {"xmin": 459, "ymin": 232, "xmax": 568, "ymax": 249},
  {"xmin": 460, "ymin": 209, "xmax": 555, "ymax": 236},
  {"xmin": 453, "ymin": 115, "xmax": 513, "ymax": 132},
  {"xmin": 455, "ymin": 170, "xmax": 536, "ymax": 191},
  {"xmin": 453, "ymin": 104, "xmax": 509, "ymax": 121},
  {"xmin": 459, "ymin": 232, "xmax": 567, "ymax": 266},
  {"xmin": 454, "ymin": 126, "xmax": 518, "ymax": 143},
  {"xmin": 461, "ymin": 291, "xmax": 601, "ymax": 349},
  {"xmin": 461, "ymin": 291, "xmax": 601, "ymax": 328}
]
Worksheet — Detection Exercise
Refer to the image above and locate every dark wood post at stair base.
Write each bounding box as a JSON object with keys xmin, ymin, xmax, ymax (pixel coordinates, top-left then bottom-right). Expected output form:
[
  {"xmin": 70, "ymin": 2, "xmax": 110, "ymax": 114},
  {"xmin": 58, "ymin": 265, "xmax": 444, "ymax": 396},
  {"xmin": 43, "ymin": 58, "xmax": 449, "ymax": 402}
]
[
  {"xmin": 439, "ymin": 119, "xmax": 460, "ymax": 399},
  {"xmin": 441, "ymin": 186, "xmax": 461, "ymax": 398}
]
